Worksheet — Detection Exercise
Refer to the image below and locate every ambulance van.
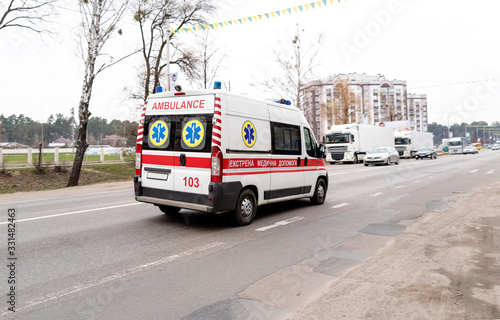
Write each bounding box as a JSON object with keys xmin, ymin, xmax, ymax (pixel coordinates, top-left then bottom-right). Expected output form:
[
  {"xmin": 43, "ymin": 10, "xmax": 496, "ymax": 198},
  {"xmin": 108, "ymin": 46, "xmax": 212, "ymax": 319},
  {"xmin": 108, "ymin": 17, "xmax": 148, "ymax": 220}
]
[{"xmin": 134, "ymin": 86, "xmax": 328, "ymax": 226}]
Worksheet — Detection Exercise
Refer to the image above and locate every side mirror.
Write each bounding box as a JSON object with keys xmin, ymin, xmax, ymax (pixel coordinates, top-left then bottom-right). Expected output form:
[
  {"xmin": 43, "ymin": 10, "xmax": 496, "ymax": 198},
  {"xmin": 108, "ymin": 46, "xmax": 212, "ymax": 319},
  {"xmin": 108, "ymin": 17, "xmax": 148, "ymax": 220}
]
[{"xmin": 319, "ymin": 144, "xmax": 326, "ymax": 159}]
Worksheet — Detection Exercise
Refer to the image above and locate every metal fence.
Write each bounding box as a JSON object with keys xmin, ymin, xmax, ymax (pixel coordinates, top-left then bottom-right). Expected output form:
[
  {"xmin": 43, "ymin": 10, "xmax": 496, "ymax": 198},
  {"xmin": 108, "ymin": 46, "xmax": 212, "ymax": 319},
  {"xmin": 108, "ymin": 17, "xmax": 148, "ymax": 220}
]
[{"xmin": 0, "ymin": 147, "xmax": 135, "ymax": 168}]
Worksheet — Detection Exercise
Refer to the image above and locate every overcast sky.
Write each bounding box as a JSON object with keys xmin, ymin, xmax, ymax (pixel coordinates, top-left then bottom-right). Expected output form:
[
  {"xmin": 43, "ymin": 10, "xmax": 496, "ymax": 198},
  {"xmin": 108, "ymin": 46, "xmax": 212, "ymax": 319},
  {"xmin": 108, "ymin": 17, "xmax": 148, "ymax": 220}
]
[{"xmin": 1, "ymin": 0, "xmax": 499, "ymax": 126}]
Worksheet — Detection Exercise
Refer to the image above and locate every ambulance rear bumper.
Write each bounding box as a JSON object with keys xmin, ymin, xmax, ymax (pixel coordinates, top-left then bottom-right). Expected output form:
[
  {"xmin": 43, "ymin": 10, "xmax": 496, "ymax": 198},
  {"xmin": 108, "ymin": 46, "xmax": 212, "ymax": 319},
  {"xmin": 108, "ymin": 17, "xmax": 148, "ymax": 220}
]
[
  {"xmin": 136, "ymin": 196, "xmax": 211, "ymax": 212},
  {"xmin": 134, "ymin": 176, "xmax": 242, "ymax": 213}
]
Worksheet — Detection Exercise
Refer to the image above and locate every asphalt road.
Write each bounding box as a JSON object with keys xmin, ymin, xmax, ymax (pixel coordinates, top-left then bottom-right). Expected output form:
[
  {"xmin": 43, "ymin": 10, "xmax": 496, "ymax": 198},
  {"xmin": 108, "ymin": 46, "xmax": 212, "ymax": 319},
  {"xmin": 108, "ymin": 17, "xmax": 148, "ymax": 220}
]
[{"xmin": 1, "ymin": 150, "xmax": 499, "ymax": 319}]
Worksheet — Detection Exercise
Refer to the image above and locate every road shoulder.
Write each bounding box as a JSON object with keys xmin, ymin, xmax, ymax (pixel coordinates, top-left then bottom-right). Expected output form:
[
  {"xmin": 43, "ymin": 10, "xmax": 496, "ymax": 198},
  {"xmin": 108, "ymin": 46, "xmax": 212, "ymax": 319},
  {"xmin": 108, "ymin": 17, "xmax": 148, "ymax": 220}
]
[{"xmin": 289, "ymin": 181, "xmax": 500, "ymax": 319}]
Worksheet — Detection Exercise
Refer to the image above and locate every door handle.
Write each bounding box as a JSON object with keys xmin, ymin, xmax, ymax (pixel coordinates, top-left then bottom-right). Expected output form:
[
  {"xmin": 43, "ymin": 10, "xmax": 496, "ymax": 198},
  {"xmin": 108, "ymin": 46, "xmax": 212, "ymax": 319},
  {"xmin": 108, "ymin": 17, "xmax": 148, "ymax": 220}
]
[
  {"xmin": 180, "ymin": 154, "xmax": 186, "ymax": 166},
  {"xmin": 297, "ymin": 157, "xmax": 301, "ymax": 167}
]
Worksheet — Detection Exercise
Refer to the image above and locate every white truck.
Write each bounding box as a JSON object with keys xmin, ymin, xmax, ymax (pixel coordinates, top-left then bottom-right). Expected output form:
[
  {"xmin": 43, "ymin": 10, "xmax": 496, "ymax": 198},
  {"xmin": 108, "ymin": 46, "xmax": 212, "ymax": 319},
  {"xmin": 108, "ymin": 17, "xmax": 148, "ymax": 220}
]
[
  {"xmin": 448, "ymin": 137, "xmax": 468, "ymax": 154},
  {"xmin": 325, "ymin": 124, "xmax": 395, "ymax": 164},
  {"xmin": 394, "ymin": 131, "xmax": 434, "ymax": 158}
]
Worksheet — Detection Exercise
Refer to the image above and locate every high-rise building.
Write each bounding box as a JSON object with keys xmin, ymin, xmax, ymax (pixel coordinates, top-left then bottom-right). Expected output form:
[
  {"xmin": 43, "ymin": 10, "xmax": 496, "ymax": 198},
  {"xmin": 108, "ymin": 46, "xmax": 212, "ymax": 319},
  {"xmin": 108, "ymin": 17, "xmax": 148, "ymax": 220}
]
[{"xmin": 302, "ymin": 73, "xmax": 428, "ymax": 140}]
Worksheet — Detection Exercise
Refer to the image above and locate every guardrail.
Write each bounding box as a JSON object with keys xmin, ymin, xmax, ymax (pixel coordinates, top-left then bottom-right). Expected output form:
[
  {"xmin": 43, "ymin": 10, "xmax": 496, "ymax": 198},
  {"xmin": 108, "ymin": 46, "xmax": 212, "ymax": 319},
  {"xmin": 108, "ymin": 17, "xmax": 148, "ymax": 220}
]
[{"xmin": 0, "ymin": 147, "xmax": 135, "ymax": 168}]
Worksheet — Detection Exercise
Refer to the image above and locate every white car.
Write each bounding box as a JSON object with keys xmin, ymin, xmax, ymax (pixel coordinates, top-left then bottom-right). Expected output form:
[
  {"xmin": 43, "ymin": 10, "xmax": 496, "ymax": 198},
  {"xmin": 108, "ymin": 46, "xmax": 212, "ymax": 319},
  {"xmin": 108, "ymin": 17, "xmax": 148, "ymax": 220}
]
[
  {"xmin": 492, "ymin": 144, "xmax": 500, "ymax": 151},
  {"xmin": 364, "ymin": 147, "xmax": 400, "ymax": 166}
]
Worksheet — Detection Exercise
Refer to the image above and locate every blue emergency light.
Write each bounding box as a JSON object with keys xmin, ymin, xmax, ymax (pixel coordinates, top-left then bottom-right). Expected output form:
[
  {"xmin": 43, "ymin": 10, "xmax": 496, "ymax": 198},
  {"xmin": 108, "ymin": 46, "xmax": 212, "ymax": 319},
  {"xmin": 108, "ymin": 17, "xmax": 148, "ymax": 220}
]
[
  {"xmin": 214, "ymin": 81, "xmax": 222, "ymax": 89},
  {"xmin": 156, "ymin": 86, "xmax": 163, "ymax": 93},
  {"xmin": 274, "ymin": 99, "xmax": 291, "ymax": 105}
]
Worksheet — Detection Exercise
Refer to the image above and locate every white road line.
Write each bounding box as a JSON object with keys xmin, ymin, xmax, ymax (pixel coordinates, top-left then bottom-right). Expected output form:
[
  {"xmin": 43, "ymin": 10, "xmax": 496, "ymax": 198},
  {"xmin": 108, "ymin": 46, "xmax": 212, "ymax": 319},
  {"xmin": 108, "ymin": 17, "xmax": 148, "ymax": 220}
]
[
  {"xmin": 331, "ymin": 203, "xmax": 349, "ymax": 209},
  {"xmin": 428, "ymin": 176, "xmax": 434, "ymax": 179},
  {"xmin": 414, "ymin": 180, "xmax": 421, "ymax": 183},
  {"xmin": 0, "ymin": 203, "xmax": 144, "ymax": 225},
  {"xmin": 395, "ymin": 186, "xmax": 405, "ymax": 189},
  {"xmin": 255, "ymin": 216, "xmax": 304, "ymax": 232},
  {"xmin": 328, "ymin": 168, "xmax": 370, "ymax": 176},
  {"xmin": 486, "ymin": 169, "xmax": 495, "ymax": 174},
  {"xmin": 370, "ymin": 192, "xmax": 383, "ymax": 197},
  {"xmin": 469, "ymin": 169, "xmax": 478, "ymax": 173},
  {"xmin": 2, "ymin": 242, "xmax": 223, "ymax": 315}
]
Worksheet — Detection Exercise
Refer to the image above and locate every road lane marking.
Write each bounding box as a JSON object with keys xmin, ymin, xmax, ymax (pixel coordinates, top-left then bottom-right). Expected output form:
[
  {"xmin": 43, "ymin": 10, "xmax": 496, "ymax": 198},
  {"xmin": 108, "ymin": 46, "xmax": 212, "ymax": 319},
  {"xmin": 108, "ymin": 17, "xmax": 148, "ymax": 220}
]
[
  {"xmin": 395, "ymin": 186, "xmax": 405, "ymax": 189},
  {"xmin": 3, "ymin": 242, "xmax": 223, "ymax": 315},
  {"xmin": 486, "ymin": 169, "xmax": 495, "ymax": 174},
  {"xmin": 0, "ymin": 203, "xmax": 144, "ymax": 225},
  {"xmin": 331, "ymin": 203, "xmax": 349, "ymax": 209},
  {"xmin": 469, "ymin": 169, "xmax": 478, "ymax": 173},
  {"xmin": 370, "ymin": 192, "xmax": 383, "ymax": 197},
  {"xmin": 255, "ymin": 216, "xmax": 304, "ymax": 232}
]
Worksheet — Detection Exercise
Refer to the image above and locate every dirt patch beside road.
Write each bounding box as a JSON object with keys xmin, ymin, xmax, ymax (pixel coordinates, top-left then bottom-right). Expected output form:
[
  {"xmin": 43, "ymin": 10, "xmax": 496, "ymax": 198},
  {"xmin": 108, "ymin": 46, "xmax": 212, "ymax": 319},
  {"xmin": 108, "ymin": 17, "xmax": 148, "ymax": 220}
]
[{"xmin": 290, "ymin": 182, "xmax": 500, "ymax": 319}]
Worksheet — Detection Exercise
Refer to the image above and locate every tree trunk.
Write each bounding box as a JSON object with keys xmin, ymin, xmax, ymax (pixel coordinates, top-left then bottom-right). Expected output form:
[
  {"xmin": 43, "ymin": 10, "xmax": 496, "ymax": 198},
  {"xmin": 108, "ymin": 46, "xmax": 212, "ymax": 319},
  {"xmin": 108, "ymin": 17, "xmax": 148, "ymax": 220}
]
[{"xmin": 67, "ymin": 99, "xmax": 91, "ymax": 187}]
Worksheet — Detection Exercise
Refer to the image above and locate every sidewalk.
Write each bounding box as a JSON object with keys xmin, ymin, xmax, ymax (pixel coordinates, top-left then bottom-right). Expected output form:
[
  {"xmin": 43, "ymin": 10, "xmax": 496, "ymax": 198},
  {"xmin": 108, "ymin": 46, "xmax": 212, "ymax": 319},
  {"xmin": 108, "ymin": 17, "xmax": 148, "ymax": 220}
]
[{"xmin": 289, "ymin": 181, "xmax": 500, "ymax": 319}]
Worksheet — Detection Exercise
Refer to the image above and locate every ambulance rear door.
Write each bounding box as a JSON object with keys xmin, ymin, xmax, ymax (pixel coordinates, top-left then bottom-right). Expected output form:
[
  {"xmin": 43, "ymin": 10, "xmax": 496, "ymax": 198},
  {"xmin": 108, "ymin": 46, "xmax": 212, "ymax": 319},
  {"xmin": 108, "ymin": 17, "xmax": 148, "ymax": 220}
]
[{"xmin": 141, "ymin": 94, "xmax": 215, "ymax": 206}]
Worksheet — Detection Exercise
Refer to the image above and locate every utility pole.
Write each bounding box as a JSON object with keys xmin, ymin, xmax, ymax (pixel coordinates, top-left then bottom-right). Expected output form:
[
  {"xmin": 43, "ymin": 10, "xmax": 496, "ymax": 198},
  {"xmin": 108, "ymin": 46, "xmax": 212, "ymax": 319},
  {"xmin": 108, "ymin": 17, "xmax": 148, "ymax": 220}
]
[{"xmin": 166, "ymin": 16, "xmax": 171, "ymax": 91}]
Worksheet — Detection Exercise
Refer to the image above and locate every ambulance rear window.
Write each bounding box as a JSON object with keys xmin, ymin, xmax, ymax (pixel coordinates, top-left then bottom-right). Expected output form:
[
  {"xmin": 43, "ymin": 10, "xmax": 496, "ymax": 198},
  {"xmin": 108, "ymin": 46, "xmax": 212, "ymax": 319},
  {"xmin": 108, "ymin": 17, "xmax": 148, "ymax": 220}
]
[{"xmin": 143, "ymin": 114, "xmax": 212, "ymax": 153}]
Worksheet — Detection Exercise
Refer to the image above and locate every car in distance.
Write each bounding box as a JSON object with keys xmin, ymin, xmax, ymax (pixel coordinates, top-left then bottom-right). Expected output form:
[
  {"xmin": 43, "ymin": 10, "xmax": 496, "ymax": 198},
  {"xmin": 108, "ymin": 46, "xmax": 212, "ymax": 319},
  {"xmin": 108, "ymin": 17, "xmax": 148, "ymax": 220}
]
[
  {"xmin": 364, "ymin": 147, "xmax": 399, "ymax": 166},
  {"xmin": 463, "ymin": 145, "xmax": 479, "ymax": 154},
  {"xmin": 492, "ymin": 144, "xmax": 500, "ymax": 151},
  {"xmin": 415, "ymin": 147, "xmax": 437, "ymax": 160}
]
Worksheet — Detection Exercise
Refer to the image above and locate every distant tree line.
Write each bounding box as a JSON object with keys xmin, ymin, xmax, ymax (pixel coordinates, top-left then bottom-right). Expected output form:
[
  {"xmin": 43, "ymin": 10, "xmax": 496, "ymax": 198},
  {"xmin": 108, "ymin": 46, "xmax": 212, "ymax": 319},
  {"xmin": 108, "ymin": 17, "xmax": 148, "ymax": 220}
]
[
  {"xmin": 0, "ymin": 113, "xmax": 138, "ymax": 148},
  {"xmin": 428, "ymin": 121, "xmax": 500, "ymax": 145}
]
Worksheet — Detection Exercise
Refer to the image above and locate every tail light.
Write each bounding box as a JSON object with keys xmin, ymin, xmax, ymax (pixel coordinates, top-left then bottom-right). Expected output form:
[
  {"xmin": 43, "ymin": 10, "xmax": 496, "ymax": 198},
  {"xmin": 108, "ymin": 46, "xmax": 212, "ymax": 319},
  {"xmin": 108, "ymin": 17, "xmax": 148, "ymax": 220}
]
[
  {"xmin": 135, "ymin": 144, "xmax": 142, "ymax": 175},
  {"xmin": 211, "ymin": 146, "xmax": 223, "ymax": 182}
]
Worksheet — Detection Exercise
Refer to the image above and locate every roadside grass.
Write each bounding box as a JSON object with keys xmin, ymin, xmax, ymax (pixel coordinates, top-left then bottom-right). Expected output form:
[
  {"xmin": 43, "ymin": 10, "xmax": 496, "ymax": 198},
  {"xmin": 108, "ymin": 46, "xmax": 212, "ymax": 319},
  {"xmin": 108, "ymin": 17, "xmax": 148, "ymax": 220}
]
[{"xmin": 0, "ymin": 162, "xmax": 135, "ymax": 194}]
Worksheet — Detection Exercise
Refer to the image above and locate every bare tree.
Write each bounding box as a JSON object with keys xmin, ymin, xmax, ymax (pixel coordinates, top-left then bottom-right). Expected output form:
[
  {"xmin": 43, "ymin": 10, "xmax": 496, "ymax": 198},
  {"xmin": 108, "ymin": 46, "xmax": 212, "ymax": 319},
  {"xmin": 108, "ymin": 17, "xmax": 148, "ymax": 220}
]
[
  {"xmin": 259, "ymin": 24, "xmax": 323, "ymax": 111},
  {"xmin": 132, "ymin": 0, "xmax": 214, "ymax": 102},
  {"xmin": 0, "ymin": 0, "xmax": 57, "ymax": 33},
  {"xmin": 67, "ymin": 0, "xmax": 128, "ymax": 187},
  {"xmin": 190, "ymin": 32, "xmax": 226, "ymax": 89},
  {"xmin": 331, "ymin": 79, "xmax": 360, "ymax": 124}
]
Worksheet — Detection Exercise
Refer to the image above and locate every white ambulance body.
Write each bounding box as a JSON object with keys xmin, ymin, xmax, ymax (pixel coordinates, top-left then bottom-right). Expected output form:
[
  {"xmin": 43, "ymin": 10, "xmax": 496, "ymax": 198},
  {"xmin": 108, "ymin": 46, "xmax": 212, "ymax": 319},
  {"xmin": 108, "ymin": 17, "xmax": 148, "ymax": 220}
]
[{"xmin": 134, "ymin": 88, "xmax": 328, "ymax": 226}]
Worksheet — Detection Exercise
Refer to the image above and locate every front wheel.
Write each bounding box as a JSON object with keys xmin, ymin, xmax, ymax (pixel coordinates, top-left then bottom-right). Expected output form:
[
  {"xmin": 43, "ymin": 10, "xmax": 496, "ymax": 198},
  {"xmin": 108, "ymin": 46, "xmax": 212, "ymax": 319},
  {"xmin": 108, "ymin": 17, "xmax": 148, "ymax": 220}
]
[
  {"xmin": 386, "ymin": 158, "xmax": 391, "ymax": 166},
  {"xmin": 310, "ymin": 178, "xmax": 327, "ymax": 205},
  {"xmin": 232, "ymin": 189, "xmax": 257, "ymax": 226}
]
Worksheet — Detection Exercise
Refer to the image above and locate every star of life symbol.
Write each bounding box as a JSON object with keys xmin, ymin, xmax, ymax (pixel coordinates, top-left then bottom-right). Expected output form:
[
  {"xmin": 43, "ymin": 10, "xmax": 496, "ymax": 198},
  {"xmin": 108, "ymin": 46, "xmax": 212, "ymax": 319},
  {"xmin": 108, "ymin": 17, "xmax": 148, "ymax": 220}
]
[
  {"xmin": 150, "ymin": 120, "xmax": 168, "ymax": 146},
  {"xmin": 242, "ymin": 121, "xmax": 256, "ymax": 147},
  {"xmin": 183, "ymin": 120, "xmax": 204, "ymax": 147}
]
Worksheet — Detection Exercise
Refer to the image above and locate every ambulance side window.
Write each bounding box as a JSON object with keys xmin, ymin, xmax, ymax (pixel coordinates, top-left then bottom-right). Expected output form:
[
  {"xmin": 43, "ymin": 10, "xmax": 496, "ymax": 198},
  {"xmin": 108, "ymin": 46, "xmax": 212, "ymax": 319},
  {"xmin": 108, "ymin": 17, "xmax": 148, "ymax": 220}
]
[
  {"xmin": 271, "ymin": 122, "xmax": 301, "ymax": 155},
  {"xmin": 304, "ymin": 127, "xmax": 318, "ymax": 158}
]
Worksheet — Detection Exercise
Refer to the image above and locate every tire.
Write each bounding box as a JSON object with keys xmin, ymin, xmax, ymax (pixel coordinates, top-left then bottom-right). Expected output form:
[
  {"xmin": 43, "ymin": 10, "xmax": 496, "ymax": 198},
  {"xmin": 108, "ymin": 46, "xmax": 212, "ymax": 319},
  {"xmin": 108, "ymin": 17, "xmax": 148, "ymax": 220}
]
[
  {"xmin": 364, "ymin": 163, "xmax": 368, "ymax": 167},
  {"xmin": 416, "ymin": 157, "xmax": 419, "ymax": 160},
  {"xmin": 310, "ymin": 178, "xmax": 327, "ymax": 205},
  {"xmin": 386, "ymin": 158, "xmax": 391, "ymax": 166},
  {"xmin": 158, "ymin": 205, "xmax": 181, "ymax": 215},
  {"xmin": 395, "ymin": 158, "xmax": 399, "ymax": 165},
  {"xmin": 232, "ymin": 189, "xmax": 257, "ymax": 226}
]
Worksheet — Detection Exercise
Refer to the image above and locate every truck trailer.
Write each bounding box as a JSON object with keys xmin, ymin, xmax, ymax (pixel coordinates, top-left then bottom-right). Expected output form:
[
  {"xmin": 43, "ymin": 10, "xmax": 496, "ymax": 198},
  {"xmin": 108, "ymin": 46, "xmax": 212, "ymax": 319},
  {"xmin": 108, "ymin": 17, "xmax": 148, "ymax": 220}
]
[
  {"xmin": 394, "ymin": 131, "xmax": 434, "ymax": 158},
  {"xmin": 325, "ymin": 124, "xmax": 395, "ymax": 164}
]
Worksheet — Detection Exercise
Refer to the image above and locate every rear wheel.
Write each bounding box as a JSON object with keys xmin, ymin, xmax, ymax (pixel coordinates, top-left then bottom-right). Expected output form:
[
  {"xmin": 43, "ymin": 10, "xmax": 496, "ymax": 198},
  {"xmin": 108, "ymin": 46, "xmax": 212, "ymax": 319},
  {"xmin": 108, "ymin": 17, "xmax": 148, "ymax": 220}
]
[
  {"xmin": 310, "ymin": 178, "xmax": 326, "ymax": 205},
  {"xmin": 158, "ymin": 205, "xmax": 181, "ymax": 215},
  {"xmin": 232, "ymin": 189, "xmax": 257, "ymax": 226}
]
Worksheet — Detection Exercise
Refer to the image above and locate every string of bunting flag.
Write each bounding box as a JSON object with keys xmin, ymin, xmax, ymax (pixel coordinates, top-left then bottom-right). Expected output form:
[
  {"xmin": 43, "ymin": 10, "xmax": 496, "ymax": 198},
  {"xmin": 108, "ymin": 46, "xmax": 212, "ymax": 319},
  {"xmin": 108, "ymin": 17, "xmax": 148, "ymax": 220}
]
[{"xmin": 171, "ymin": 0, "xmax": 346, "ymax": 34}]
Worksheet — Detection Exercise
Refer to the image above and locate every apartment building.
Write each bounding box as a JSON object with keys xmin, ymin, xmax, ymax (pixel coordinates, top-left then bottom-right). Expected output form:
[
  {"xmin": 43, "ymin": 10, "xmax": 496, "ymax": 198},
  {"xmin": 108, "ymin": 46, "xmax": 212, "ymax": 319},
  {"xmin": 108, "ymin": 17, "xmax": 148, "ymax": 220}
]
[{"xmin": 302, "ymin": 73, "xmax": 428, "ymax": 140}]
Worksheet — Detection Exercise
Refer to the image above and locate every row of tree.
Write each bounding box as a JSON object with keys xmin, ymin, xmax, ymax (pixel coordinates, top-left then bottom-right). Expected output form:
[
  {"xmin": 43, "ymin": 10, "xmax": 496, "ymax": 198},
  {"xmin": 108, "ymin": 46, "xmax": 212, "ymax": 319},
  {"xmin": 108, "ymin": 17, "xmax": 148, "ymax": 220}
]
[
  {"xmin": 427, "ymin": 121, "xmax": 500, "ymax": 145},
  {"xmin": 0, "ymin": 113, "xmax": 138, "ymax": 148}
]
